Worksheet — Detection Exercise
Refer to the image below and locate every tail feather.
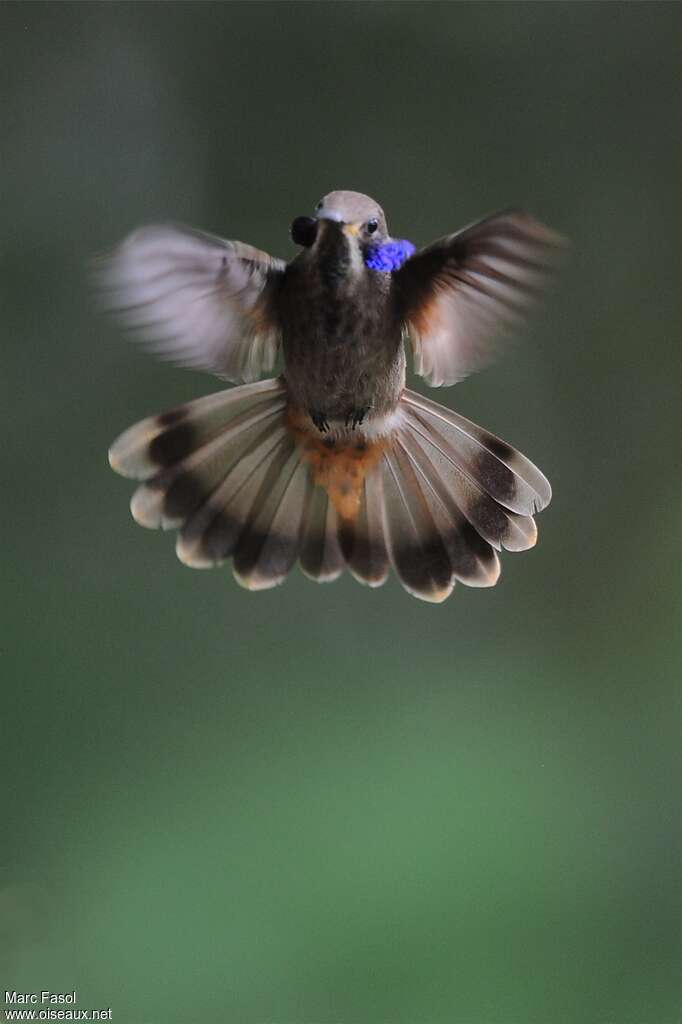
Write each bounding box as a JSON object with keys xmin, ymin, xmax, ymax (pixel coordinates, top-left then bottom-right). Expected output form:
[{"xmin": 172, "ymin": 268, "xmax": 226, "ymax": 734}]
[
  {"xmin": 130, "ymin": 406, "xmax": 283, "ymax": 530},
  {"xmin": 109, "ymin": 377, "xmax": 286, "ymax": 480},
  {"xmin": 343, "ymin": 473, "xmax": 390, "ymax": 588},
  {"xmin": 395, "ymin": 430, "xmax": 501, "ymax": 588},
  {"xmin": 176, "ymin": 427, "xmax": 290, "ymax": 568},
  {"xmin": 381, "ymin": 442, "xmax": 455, "ymax": 603},
  {"xmin": 400, "ymin": 416, "xmax": 537, "ymax": 553},
  {"xmin": 232, "ymin": 446, "xmax": 309, "ymax": 590},
  {"xmin": 401, "ymin": 389, "xmax": 551, "ymax": 515},
  {"xmin": 109, "ymin": 380, "xmax": 551, "ymax": 601},
  {"xmin": 299, "ymin": 486, "xmax": 344, "ymax": 583}
]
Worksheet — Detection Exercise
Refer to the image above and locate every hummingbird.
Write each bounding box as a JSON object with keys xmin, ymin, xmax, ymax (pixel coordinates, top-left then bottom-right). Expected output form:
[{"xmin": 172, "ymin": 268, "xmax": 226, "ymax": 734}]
[{"xmin": 101, "ymin": 190, "xmax": 563, "ymax": 603}]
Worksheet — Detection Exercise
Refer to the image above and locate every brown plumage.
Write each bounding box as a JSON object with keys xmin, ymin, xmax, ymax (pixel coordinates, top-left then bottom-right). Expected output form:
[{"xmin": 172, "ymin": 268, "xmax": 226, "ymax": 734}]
[{"xmin": 100, "ymin": 190, "xmax": 564, "ymax": 602}]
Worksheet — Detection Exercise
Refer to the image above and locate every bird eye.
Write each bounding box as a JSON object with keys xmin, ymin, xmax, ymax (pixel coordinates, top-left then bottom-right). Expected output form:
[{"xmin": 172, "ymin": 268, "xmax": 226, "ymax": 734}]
[
  {"xmin": 366, "ymin": 219, "xmax": 379, "ymax": 234},
  {"xmin": 315, "ymin": 201, "xmax": 323, "ymax": 212}
]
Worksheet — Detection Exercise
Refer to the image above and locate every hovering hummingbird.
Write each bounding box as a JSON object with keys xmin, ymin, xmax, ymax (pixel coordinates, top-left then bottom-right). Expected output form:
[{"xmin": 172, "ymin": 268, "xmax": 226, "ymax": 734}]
[{"xmin": 101, "ymin": 191, "xmax": 563, "ymax": 602}]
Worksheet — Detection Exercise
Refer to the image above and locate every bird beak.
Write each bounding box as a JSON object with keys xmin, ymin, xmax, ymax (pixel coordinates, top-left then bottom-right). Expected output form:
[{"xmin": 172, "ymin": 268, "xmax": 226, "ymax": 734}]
[{"xmin": 318, "ymin": 214, "xmax": 360, "ymax": 238}]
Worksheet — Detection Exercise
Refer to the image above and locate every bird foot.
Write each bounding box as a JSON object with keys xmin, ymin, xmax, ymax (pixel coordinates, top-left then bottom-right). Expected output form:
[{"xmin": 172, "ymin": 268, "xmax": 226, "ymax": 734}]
[
  {"xmin": 310, "ymin": 410, "xmax": 330, "ymax": 433},
  {"xmin": 345, "ymin": 406, "xmax": 370, "ymax": 429}
]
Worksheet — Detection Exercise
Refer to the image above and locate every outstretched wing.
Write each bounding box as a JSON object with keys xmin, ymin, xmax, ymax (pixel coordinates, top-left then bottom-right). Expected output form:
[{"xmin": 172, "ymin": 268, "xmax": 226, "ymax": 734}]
[
  {"xmin": 394, "ymin": 210, "xmax": 565, "ymax": 387},
  {"xmin": 96, "ymin": 224, "xmax": 286, "ymax": 383}
]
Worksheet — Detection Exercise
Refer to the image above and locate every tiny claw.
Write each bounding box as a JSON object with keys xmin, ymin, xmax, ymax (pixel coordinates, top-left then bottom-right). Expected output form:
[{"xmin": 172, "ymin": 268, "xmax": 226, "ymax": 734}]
[
  {"xmin": 310, "ymin": 410, "xmax": 329, "ymax": 433},
  {"xmin": 345, "ymin": 406, "xmax": 370, "ymax": 429}
]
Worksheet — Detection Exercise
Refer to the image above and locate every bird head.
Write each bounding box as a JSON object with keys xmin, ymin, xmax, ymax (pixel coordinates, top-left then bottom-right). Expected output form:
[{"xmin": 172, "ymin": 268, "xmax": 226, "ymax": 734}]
[
  {"xmin": 314, "ymin": 190, "xmax": 389, "ymax": 244},
  {"xmin": 290, "ymin": 190, "xmax": 390, "ymax": 274}
]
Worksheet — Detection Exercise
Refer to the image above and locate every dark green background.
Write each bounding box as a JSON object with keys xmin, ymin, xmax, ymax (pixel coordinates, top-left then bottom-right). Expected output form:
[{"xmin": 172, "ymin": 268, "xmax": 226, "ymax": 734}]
[{"xmin": 2, "ymin": 3, "xmax": 680, "ymax": 1022}]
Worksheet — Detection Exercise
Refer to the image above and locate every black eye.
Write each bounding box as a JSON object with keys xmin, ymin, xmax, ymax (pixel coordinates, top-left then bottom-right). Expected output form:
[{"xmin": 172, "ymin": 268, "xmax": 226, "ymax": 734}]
[{"xmin": 366, "ymin": 219, "xmax": 379, "ymax": 234}]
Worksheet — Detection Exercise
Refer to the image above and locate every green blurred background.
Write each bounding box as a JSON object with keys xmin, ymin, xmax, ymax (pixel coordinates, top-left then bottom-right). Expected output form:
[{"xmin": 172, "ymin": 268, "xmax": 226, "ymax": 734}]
[{"xmin": 2, "ymin": 3, "xmax": 680, "ymax": 1022}]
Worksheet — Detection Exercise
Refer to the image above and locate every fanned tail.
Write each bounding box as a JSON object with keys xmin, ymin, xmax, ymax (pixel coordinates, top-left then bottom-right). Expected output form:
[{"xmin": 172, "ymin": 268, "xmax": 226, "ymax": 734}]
[{"xmin": 109, "ymin": 381, "xmax": 551, "ymax": 601}]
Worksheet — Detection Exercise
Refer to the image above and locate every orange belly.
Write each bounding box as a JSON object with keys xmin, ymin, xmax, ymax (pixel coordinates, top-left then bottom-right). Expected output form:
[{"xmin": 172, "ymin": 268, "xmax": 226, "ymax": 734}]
[{"xmin": 286, "ymin": 407, "xmax": 387, "ymax": 521}]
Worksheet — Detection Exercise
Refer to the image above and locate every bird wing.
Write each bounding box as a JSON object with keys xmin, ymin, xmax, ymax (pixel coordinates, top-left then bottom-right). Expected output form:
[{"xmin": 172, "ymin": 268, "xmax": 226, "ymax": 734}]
[
  {"xmin": 393, "ymin": 210, "xmax": 565, "ymax": 387},
  {"xmin": 96, "ymin": 224, "xmax": 286, "ymax": 383}
]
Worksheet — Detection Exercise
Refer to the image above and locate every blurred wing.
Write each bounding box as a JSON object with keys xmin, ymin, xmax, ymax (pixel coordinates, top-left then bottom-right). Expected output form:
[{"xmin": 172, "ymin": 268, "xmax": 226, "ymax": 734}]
[
  {"xmin": 96, "ymin": 224, "xmax": 286, "ymax": 382},
  {"xmin": 394, "ymin": 210, "xmax": 566, "ymax": 387}
]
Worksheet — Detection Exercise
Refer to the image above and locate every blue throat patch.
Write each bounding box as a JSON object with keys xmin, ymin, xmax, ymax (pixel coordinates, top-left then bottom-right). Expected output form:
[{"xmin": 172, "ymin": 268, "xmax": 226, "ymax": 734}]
[{"xmin": 364, "ymin": 239, "xmax": 416, "ymax": 272}]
